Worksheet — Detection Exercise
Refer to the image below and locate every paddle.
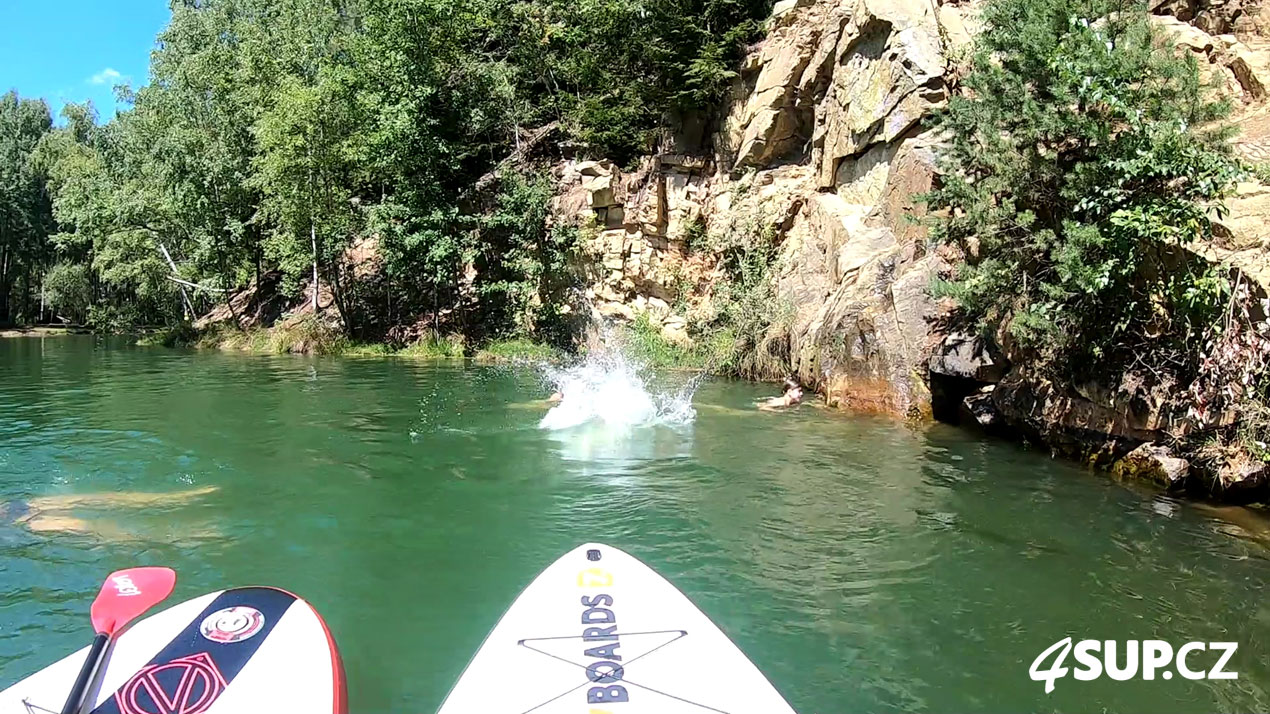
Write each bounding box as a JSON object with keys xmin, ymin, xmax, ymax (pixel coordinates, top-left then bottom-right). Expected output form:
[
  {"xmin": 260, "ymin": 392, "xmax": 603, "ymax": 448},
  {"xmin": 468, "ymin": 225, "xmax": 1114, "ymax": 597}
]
[{"xmin": 59, "ymin": 567, "xmax": 177, "ymax": 714}]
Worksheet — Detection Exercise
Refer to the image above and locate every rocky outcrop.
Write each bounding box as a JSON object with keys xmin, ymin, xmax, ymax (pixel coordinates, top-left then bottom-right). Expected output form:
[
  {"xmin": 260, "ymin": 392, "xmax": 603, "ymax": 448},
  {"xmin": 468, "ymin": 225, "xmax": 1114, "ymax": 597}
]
[
  {"xmin": 552, "ymin": 157, "xmax": 715, "ymax": 344},
  {"xmin": 555, "ymin": 0, "xmax": 952, "ymax": 415},
  {"xmin": 552, "ymin": 0, "xmax": 1270, "ymax": 497},
  {"xmin": 1151, "ymin": 0, "xmax": 1269, "ymax": 37}
]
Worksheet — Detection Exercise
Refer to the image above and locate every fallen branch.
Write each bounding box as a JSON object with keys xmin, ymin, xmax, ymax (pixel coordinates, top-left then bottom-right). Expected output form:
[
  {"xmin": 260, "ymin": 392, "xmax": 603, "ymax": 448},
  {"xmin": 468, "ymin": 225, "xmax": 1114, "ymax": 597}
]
[
  {"xmin": 158, "ymin": 243, "xmax": 196, "ymax": 318},
  {"xmin": 166, "ymin": 275, "xmax": 230, "ymax": 293}
]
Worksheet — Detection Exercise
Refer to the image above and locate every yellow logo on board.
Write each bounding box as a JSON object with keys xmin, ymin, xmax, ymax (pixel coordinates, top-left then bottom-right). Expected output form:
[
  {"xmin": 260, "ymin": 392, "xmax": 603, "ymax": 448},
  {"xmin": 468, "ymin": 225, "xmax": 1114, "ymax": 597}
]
[{"xmin": 576, "ymin": 568, "xmax": 613, "ymax": 588}]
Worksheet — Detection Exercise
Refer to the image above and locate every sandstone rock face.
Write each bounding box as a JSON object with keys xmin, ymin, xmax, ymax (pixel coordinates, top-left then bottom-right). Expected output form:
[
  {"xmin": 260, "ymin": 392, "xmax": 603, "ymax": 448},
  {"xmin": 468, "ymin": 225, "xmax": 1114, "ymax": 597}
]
[
  {"xmin": 552, "ymin": 0, "xmax": 953, "ymax": 416},
  {"xmin": 551, "ymin": 0, "xmax": 1270, "ymax": 486},
  {"xmin": 552, "ymin": 156, "xmax": 716, "ymax": 334}
]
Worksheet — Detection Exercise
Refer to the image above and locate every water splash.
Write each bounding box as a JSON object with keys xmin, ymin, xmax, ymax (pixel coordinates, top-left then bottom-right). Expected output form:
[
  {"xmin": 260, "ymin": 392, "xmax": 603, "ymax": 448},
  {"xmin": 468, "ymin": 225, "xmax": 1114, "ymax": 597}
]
[{"xmin": 539, "ymin": 346, "xmax": 698, "ymax": 431}]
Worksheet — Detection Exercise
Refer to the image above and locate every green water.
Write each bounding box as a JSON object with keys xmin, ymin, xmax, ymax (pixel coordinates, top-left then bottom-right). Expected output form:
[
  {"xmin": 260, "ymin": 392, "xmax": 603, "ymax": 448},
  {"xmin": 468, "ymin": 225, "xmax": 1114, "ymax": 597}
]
[{"xmin": 1, "ymin": 336, "xmax": 1268, "ymax": 713}]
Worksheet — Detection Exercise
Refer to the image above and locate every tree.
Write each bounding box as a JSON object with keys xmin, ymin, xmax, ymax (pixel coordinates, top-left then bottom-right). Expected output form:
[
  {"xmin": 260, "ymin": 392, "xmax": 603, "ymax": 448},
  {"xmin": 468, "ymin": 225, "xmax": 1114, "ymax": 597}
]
[
  {"xmin": 24, "ymin": 0, "xmax": 771, "ymax": 342},
  {"xmin": 0, "ymin": 91, "xmax": 54, "ymax": 324},
  {"xmin": 925, "ymin": 0, "xmax": 1241, "ymax": 379},
  {"xmin": 43, "ymin": 262, "xmax": 93, "ymax": 324}
]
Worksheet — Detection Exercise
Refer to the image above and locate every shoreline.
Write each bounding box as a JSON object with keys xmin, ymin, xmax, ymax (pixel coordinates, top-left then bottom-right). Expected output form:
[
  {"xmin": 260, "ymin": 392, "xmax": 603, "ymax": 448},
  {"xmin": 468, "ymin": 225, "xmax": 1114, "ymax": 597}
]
[
  {"xmin": 26, "ymin": 320, "xmax": 1270, "ymax": 507},
  {"xmin": 0, "ymin": 327, "xmax": 82, "ymax": 338}
]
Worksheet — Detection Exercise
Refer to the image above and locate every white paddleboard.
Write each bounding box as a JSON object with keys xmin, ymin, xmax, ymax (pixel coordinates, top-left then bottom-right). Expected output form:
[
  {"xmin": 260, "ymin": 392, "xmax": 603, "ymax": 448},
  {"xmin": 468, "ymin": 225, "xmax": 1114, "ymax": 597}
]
[
  {"xmin": 0, "ymin": 586, "xmax": 347, "ymax": 714},
  {"xmin": 439, "ymin": 543, "xmax": 795, "ymax": 713}
]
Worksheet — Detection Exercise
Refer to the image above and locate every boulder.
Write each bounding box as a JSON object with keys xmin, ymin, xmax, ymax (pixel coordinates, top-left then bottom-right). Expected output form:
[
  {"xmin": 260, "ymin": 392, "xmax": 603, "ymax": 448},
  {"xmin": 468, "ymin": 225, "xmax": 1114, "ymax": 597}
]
[
  {"xmin": 1153, "ymin": 14, "xmax": 1218, "ymax": 53},
  {"xmin": 582, "ymin": 173, "xmax": 617, "ymax": 208},
  {"xmin": 961, "ymin": 389, "xmax": 1001, "ymax": 428},
  {"xmin": 930, "ymin": 332, "xmax": 1008, "ymax": 382},
  {"xmin": 1112, "ymin": 443, "xmax": 1191, "ymax": 488},
  {"xmin": 1151, "ymin": 0, "xmax": 1197, "ymax": 22},
  {"xmin": 1227, "ymin": 40, "xmax": 1270, "ymax": 99},
  {"xmin": 661, "ymin": 315, "xmax": 691, "ymax": 345},
  {"xmin": 577, "ymin": 160, "xmax": 610, "ymax": 177},
  {"xmin": 990, "ymin": 371, "xmax": 1169, "ymax": 460},
  {"xmin": 1215, "ymin": 452, "xmax": 1270, "ymax": 503},
  {"xmin": 596, "ymin": 301, "xmax": 636, "ymax": 322}
]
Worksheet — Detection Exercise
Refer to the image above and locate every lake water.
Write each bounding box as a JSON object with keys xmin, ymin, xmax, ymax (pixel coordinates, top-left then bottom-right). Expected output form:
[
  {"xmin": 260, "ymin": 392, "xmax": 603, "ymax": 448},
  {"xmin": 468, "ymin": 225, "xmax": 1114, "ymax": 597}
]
[{"xmin": 0, "ymin": 335, "xmax": 1267, "ymax": 712}]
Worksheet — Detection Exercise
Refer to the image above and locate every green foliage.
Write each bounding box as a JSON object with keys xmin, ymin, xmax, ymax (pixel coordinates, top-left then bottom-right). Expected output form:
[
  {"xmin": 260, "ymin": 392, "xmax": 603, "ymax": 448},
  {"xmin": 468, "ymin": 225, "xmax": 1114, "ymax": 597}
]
[
  {"xmin": 691, "ymin": 201, "xmax": 793, "ymax": 378},
  {"xmin": 681, "ymin": 215, "xmax": 707, "ymax": 255},
  {"xmin": 0, "ymin": 91, "xmax": 55, "ymax": 325},
  {"xmin": 43, "ymin": 262, "xmax": 93, "ymax": 324},
  {"xmin": 137, "ymin": 323, "xmax": 199, "ymax": 348},
  {"xmin": 475, "ymin": 171, "xmax": 585, "ymax": 344},
  {"xmin": 924, "ymin": 0, "xmax": 1241, "ymax": 376},
  {"xmin": 618, "ymin": 314, "xmax": 736, "ymax": 370},
  {"xmin": 397, "ymin": 334, "xmax": 467, "ymax": 359},
  {"xmin": 480, "ymin": 0, "xmax": 770, "ymax": 162},
  {"xmin": 19, "ymin": 0, "xmax": 770, "ymax": 346}
]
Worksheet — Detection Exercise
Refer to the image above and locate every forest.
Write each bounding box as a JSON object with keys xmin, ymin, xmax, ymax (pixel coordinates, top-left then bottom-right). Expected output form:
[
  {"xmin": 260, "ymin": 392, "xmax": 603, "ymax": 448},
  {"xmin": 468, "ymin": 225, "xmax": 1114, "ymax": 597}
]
[{"xmin": 0, "ymin": 0, "xmax": 769, "ymax": 344}]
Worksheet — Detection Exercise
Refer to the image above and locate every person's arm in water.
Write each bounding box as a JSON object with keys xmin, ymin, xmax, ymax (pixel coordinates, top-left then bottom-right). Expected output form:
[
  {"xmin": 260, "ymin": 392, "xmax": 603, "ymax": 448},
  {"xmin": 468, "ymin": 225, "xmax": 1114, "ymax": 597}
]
[
  {"xmin": 5, "ymin": 486, "xmax": 219, "ymax": 541},
  {"xmin": 25, "ymin": 485, "xmax": 219, "ymax": 512}
]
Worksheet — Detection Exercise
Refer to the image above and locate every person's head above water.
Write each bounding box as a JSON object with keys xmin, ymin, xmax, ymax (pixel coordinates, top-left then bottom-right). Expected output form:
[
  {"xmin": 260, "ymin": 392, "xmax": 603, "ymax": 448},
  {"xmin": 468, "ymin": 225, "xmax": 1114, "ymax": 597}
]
[{"xmin": 782, "ymin": 378, "xmax": 803, "ymax": 403}]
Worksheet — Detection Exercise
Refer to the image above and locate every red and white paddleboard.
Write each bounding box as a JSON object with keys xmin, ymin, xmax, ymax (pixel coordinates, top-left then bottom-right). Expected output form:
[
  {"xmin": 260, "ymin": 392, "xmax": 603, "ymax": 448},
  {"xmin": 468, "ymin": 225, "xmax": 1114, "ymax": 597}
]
[
  {"xmin": 439, "ymin": 543, "xmax": 795, "ymax": 714},
  {"xmin": 0, "ymin": 587, "xmax": 346, "ymax": 714}
]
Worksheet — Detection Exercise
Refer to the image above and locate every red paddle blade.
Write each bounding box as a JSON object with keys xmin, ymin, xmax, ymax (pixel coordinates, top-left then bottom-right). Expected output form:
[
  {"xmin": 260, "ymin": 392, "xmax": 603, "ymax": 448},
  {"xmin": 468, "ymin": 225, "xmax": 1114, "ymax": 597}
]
[{"xmin": 89, "ymin": 567, "xmax": 177, "ymax": 636}]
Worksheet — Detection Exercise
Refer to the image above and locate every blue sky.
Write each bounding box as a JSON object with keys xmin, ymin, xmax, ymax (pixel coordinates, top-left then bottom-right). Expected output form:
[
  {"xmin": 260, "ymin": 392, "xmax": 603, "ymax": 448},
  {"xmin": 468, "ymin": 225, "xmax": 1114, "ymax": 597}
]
[{"xmin": 1, "ymin": 1, "xmax": 171, "ymax": 123}]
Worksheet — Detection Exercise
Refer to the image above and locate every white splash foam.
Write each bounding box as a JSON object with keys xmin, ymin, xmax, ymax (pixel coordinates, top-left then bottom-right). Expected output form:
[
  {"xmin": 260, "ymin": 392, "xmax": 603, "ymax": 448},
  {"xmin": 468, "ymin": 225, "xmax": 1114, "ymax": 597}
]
[{"xmin": 539, "ymin": 349, "xmax": 697, "ymax": 431}]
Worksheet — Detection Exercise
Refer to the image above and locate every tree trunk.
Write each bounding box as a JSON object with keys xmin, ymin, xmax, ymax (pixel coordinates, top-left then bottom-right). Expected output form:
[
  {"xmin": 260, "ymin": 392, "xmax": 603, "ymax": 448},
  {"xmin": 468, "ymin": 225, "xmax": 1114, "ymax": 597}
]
[
  {"xmin": 328, "ymin": 261, "xmax": 352, "ymax": 335},
  {"xmin": 20, "ymin": 268, "xmax": 30, "ymax": 324},
  {"xmin": 311, "ymin": 222, "xmax": 319, "ymax": 313},
  {"xmin": 159, "ymin": 243, "xmax": 196, "ymax": 321},
  {"xmin": 0, "ymin": 244, "xmax": 10, "ymax": 326},
  {"xmin": 254, "ymin": 237, "xmax": 262, "ymax": 305}
]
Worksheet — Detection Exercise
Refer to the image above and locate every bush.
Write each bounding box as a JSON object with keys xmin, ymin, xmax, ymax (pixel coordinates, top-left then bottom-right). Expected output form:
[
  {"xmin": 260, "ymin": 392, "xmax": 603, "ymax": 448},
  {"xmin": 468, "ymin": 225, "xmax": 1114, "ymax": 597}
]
[
  {"xmin": 137, "ymin": 324, "xmax": 198, "ymax": 348},
  {"xmin": 263, "ymin": 317, "xmax": 346, "ymax": 355},
  {"xmin": 692, "ymin": 186, "xmax": 794, "ymax": 378},
  {"xmin": 618, "ymin": 314, "xmax": 735, "ymax": 370},
  {"xmin": 924, "ymin": 0, "xmax": 1241, "ymax": 380},
  {"xmin": 398, "ymin": 334, "xmax": 466, "ymax": 359}
]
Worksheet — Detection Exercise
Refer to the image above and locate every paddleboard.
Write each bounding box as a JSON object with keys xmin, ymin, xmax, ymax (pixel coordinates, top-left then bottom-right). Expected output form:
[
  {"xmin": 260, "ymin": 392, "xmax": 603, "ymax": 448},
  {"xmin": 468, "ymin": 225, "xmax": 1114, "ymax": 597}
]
[
  {"xmin": 0, "ymin": 586, "xmax": 346, "ymax": 714},
  {"xmin": 439, "ymin": 543, "xmax": 795, "ymax": 713}
]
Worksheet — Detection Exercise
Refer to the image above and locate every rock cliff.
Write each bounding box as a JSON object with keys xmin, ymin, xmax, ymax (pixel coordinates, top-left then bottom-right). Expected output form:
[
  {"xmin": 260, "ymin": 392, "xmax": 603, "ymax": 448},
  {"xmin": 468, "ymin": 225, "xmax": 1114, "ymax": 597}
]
[
  {"xmin": 552, "ymin": 0, "xmax": 1270, "ymax": 497},
  {"xmin": 555, "ymin": 0, "xmax": 958, "ymax": 415}
]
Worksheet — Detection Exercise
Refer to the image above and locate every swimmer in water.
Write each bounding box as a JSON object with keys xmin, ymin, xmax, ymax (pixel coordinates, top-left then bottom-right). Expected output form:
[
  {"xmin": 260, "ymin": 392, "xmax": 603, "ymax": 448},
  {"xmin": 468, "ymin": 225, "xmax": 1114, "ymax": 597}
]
[
  {"xmin": 547, "ymin": 390, "xmax": 564, "ymax": 403},
  {"xmin": 1, "ymin": 485, "xmax": 219, "ymax": 538},
  {"xmin": 759, "ymin": 378, "xmax": 803, "ymax": 411}
]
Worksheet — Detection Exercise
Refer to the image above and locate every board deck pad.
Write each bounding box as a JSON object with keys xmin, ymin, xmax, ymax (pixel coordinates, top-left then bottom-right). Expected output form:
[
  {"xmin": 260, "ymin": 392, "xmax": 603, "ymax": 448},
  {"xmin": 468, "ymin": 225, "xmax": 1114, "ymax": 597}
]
[
  {"xmin": 0, "ymin": 586, "xmax": 346, "ymax": 714},
  {"xmin": 439, "ymin": 543, "xmax": 796, "ymax": 714}
]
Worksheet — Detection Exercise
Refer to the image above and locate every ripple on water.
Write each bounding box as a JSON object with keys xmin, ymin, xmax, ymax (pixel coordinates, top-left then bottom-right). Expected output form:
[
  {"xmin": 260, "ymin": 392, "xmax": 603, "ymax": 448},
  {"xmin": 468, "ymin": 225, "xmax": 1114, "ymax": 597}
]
[{"xmin": 0, "ymin": 338, "xmax": 1268, "ymax": 713}]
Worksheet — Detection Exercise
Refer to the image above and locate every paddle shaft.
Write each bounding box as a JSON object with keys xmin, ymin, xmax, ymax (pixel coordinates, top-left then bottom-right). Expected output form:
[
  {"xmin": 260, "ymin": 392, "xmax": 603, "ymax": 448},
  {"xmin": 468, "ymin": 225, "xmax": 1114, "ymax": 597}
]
[{"xmin": 59, "ymin": 633, "xmax": 109, "ymax": 714}]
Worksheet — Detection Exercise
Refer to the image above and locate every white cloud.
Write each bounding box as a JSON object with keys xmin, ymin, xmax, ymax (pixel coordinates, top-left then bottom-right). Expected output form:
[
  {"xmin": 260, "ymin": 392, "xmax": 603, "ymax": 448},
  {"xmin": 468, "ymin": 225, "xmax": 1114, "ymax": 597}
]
[{"xmin": 89, "ymin": 68, "xmax": 123, "ymax": 86}]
